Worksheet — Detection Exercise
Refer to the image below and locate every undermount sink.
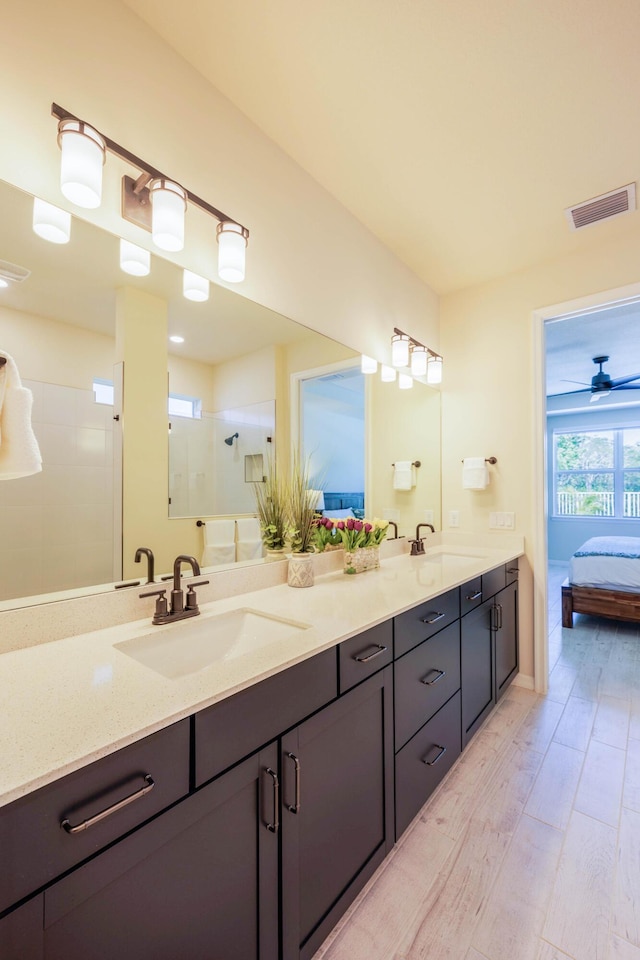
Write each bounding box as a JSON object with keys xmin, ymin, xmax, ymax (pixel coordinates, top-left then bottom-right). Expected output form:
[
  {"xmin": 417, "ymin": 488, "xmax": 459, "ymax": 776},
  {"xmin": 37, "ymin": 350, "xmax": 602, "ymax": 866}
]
[
  {"xmin": 422, "ymin": 552, "xmax": 484, "ymax": 563},
  {"xmin": 115, "ymin": 608, "xmax": 312, "ymax": 680}
]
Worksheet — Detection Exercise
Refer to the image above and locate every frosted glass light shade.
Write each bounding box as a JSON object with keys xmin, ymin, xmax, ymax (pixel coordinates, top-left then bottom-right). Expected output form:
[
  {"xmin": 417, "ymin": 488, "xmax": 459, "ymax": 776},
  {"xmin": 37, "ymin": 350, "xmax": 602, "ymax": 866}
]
[
  {"xmin": 58, "ymin": 119, "xmax": 106, "ymax": 209},
  {"xmin": 361, "ymin": 354, "xmax": 378, "ymax": 374},
  {"xmin": 410, "ymin": 345, "xmax": 427, "ymax": 377},
  {"xmin": 427, "ymin": 354, "xmax": 443, "ymax": 384},
  {"xmin": 398, "ymin": 373, "xmax": 413, "ymax": 390},
  {"xmin": 391, "ymin": 334, "xmax": 410, "ymax": 367},
  {"xmin": 183, "ymin": 269, "xmax": 209, "ymax": 302},
  {"xmin": 150, "ymin": 179, "xmax": 187, "ymax": 252},
  {"xmin": 120, "ymin": 239, "xmax": 150, "ymax": 276},
  {"xmin": 381, "ymin": 364, "xmax": 397, "ymax": 382},
  {"xmin": 32, "ymin": 198, "xmax": 71, "ymax": 244},
  {"xmin": 217, "ymin": 221, "xmax": 248, "ymax": 283}
]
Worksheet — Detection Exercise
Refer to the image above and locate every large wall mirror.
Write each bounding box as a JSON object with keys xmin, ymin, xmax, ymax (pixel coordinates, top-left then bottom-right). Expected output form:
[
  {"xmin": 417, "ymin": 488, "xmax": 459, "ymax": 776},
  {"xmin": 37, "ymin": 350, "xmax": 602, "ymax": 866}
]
[{"xmin": 0, "ymin": 178, "xmax": 441, "ymax": 609}]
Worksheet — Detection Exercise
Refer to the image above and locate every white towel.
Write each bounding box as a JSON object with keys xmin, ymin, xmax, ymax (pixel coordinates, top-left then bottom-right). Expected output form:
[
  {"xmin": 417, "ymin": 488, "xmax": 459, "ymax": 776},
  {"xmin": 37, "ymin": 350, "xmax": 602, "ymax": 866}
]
[
  {"xmin": 202, "ymin": 519, "xmax": 236, "ymax": 545},
  {"xmin": 235, "ymin": 517, "xmax": 261, "ymax": 541},
  {"xmin": 236, "ymin": 540, "xmax": 264, "ymax": 561},
  {"xmin": 393, "ymin": 461, "xmax": 415, "ymax": 491},
  {"xmin": 202, "ymin": 543, "xmax": 236, "ymax": 566},
  {"xmin": 462, "ymin": 457, "xmax": 489, "ymax": 490},
  {"xmin": 0, "ymin": 352, "xmax": 42, "ymax": 481}
]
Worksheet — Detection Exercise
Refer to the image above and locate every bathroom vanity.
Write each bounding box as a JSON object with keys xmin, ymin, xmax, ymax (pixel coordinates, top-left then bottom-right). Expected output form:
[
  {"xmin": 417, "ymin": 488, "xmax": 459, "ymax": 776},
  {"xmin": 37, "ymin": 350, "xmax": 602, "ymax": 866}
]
[{"xmin": 0, "ymin": 545, "xmax": 521, "ymax": 960}]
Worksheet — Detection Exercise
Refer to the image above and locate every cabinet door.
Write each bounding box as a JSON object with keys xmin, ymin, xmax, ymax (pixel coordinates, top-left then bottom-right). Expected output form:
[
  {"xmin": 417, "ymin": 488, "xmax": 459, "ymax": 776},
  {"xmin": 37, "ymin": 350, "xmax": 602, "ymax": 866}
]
[
  {"xmin": 43, "ymin": 744, "xmax": 279, "ymax": 960},
  {"xmin": 495, "ymin": 581, "xmax": 518, "ymax": 699},
  {"xmin": 460, "ymin": 598, "xmax": 494, "ymax": 746},
  {"xmin": 281, "ymin": 667, "xmax": 394, "ymax": 960},
  {"xmin": 0, "ymin": 896, "xmax": 43, "ymax": 960}
]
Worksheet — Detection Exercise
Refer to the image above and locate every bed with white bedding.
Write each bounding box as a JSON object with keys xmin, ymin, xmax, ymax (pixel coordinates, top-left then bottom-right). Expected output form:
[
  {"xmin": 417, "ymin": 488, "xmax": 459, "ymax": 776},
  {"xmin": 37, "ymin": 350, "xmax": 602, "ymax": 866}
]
[{"xmin": 562, "ymin": 535, "xmax": 640, "ymax": 627}]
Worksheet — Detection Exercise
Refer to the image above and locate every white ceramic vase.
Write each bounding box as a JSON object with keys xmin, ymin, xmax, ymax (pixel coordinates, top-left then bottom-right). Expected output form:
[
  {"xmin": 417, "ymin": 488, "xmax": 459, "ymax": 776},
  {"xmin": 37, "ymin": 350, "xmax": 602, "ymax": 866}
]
[{"xmin": 287, "ymin": 552, "xmax": 314, "ymax": 588}]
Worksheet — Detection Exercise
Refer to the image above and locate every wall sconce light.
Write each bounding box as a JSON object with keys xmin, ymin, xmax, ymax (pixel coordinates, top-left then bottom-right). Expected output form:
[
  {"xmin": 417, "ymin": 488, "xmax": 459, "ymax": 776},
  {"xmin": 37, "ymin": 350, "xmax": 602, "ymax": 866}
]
[
  {"xmin": 32, "ymin": 197, "xmax": 71, "ymax": 244},
  {"xmin": 361, "ymin": 355, "xmax": 378, "ymax": 375},
  {"xmin": 51, "ymin": 103, "xmax": 250, "ymax": 281},
  {"xmin": 427, "ymin": 354, "xmax": 443, "ymax": 384},
  {"xmin": 381, "ymin": 364, "xmax": 397, "ymax": 382},
  {"xmin": 183, "ymin": 269, "xmax": 209, "ymax": 302},
  {"xmin": 391, "ymin": 332, "xmax": 410, "ymax": 368},
  {"xmin": 398, "ymin": 373, "xmax": 413, "ymax": 390},
  {"xmin": 217, "ymin": 222, "xmax": 249, "ymax": 283},
  {"xmin": 57, "ymin": 118, "xmax": 106, "ymax": 209},
  {"xmin": 119, "ymin": 239, "xmax": 150, "ymax": 276}
]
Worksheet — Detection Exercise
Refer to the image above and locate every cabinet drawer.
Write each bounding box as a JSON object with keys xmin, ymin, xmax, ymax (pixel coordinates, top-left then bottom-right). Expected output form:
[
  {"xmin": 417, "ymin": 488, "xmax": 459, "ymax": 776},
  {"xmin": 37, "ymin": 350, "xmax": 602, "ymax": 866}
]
[
  {"xmin": 505, "ymin": 560, "xmax": 519, "ymax": 585},
  {"xmin": 394, "ymin": 622, "xmax": 460, "ymax": 750},
  {"xmin": 482, "ymin": 565, "xmax": 506, "ymax": 600},
  {"xmin": 395, "ymin": 692, "xmax": 461, "ymax": 839},
  {"xmin": 339, "ymin": 621, "xmax": 393, "ymax": 693},
  {"xmin": 0, "ymin": 719, "xmax": 190, "ymax": 915},
  {"xmin": 195, "ymin": 648, "xmax": 337, "ymax": 786},
  {"xmin": 394, "ymin": 588, "xmax": 460, "ymax": 658},
  {"xmin": 460, "ymin": 576, "xmax": 483, "ymax": 617}
]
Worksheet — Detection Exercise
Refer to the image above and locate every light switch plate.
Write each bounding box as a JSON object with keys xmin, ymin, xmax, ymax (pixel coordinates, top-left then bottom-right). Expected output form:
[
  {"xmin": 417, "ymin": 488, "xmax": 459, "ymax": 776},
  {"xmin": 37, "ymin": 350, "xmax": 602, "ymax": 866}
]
[
  {"xmin": 448, "ymin": 510, "xmax": 459, "ymax": 528},
  {"xmin": 423, "ymin": 509, "xmax": 434, "ymax": 523}
]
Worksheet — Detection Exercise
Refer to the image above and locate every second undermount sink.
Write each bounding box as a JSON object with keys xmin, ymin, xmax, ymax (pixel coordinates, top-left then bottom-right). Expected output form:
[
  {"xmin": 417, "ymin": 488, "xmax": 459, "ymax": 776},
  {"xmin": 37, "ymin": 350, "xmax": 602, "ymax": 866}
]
[{"xmin": 115, "ymin": 608, "xmax": 312, "ymax": 680}]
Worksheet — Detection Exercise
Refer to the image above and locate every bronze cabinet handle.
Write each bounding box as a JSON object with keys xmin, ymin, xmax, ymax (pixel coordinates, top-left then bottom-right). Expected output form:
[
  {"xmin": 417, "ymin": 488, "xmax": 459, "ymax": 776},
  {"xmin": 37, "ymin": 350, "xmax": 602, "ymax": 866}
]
[
  {"xmin": 422, "ymin": 744, "xmax": 447, "ymax": 766},
  {"xmin": 420, "ymin": 668, "xmax": 445, "ymax": 685},
  {"xmin": 265, "ymin": 767, "xmax": 280, "ymax": 833},
  {"xmin": 61, "ymin": 775, "xmax": 155, "ymax": 834},
  {"xmin": 421, "ymin": 612, "xmax": 445, "ymax": 624},
  {"xmin": 286, "ymin": 753, "xmax": 301, "ymax": 813},
  {"xmin": 354, "ymin": 644, "xmax": 388, "ymax": 663},
  {"xmin": 465, "ymin": 590, "xmax": 482, "ymax": 601}
]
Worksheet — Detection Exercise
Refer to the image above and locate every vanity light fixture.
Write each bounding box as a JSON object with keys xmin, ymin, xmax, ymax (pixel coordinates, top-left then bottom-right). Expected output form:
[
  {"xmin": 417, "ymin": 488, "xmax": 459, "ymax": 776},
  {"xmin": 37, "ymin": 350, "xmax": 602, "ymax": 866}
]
[
  {"xmin": 32, "ymin": 197, "xmax": 71, "ymax": 244},
  {"xmin": 398, "ymin": 373, "xmax": 413, "ymax": 390},
  {"xmin": 119, "ymin": 239, "xmax": 151, "ymax": 277},
  {"xmin": 183, "ymin": 269, "xmax": 209, "ymax": 302},
  {"xmin": 57, "ymin": 118, "xmax": 106, "ymax": 209},
  {"xmin": 392, "ymin": 327, "xmax": 443, "ymax": 385},
  {"xmin": 361, "ymin": 355, "xmax": 378, "ymax": 375},
  {"xmin": 391, "ymin": 332, "xmax": 410, "ymax": 368},
  {"xmin": 51, "ymin": 103, "xmax": 250, "ymax": 280},
  {"xmin": 410, "ymin": 344, "xmax": 428, "ymax": 377},
  {"xmin": 380, "ymin": 364, "xmax": 397, "ymax": 383},
  {"xmin": 427, "ymin": 353, "xmax": 443, "ymax": 384}
]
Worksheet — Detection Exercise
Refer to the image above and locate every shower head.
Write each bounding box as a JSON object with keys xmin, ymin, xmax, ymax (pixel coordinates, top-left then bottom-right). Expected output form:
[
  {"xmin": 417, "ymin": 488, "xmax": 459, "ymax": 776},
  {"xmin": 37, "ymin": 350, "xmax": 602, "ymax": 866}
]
[{"xmin": 224, "ymin": 432, "xmax": 239, "ymax": 446}]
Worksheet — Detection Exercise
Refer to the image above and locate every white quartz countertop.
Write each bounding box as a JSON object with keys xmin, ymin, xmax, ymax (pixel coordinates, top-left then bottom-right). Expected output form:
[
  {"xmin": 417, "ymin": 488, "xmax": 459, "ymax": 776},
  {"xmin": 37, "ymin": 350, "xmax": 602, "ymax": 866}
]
[{"xmin": 0, "ymin": 542, "xmax": 522, "ymax": 808}]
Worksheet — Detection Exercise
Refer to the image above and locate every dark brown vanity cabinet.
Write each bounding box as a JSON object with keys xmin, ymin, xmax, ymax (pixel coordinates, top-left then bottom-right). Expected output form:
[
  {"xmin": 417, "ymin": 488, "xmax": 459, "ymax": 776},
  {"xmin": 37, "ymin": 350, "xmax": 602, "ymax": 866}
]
[
  {"xmin": 281, "ymin": 666, "xmax": 394, "ymax": 960},
  {"xmin": 495, "ymin": 581, "xmax": 518, "ymax": 700}
]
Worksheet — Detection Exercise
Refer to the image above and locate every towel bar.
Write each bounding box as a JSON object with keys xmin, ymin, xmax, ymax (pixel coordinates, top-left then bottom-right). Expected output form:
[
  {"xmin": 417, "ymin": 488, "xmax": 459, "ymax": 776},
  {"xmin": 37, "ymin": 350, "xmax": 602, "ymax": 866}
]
[{"xmin": 391, "ymin": 460, "xmax": 421, "ymax": 468}]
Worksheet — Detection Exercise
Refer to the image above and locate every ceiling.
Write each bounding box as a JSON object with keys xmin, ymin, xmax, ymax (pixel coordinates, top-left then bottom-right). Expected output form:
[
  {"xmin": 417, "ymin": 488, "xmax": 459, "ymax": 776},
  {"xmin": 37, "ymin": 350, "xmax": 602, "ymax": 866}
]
[{"xmin": 120, "ymin": 0, "xmax": 640, "ymax": 295}]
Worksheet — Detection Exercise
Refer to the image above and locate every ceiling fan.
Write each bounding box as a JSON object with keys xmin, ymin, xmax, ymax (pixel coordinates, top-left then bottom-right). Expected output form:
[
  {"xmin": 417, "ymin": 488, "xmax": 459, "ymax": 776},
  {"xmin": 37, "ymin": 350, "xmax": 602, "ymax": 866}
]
[{"xmin": 561, "ymin": 355, "xmax": 640, "ymax": 402}]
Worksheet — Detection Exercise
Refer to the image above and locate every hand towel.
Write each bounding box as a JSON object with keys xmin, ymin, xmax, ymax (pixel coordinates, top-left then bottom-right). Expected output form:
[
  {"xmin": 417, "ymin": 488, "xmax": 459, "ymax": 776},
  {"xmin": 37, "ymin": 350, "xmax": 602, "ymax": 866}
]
[
  {"xmin": 393, "ymin": 461, "xmax": 414, "ymax": 491},
  {"xmin": 236, "ymin": 540, "xmax": 264, "ymax": 561},
  {"xmin": 202, "ymin": 519, "xmax": 236, "ymax": 546},
  {"xmin": 0, "ymin": 351, "xmax": 42, "ymax": 481},
  {"xmin": 202, "ymin": 543, "xmax": 237, "ymax": 566},
  {"xmin": 462, "ymin": 457, "xmax": 489, "ymax": 490},
  {"xmin": 235, "ymin": 517, "xmax": 261, "ymax": 541}
]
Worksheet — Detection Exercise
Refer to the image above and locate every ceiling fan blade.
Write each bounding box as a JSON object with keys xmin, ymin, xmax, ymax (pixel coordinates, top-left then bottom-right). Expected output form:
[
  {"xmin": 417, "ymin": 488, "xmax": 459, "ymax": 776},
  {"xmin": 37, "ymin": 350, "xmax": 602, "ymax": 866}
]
[
  {"xmin": 560, "ymin": 379, "xmax": 590, "ymax": 387},
  {"xmin": 611, "ymin": 382, "xmax": 640, "ymax": 390},
  {"xmin": 611, "ymin": 373, "xmax": 640, "ymax": 387}
]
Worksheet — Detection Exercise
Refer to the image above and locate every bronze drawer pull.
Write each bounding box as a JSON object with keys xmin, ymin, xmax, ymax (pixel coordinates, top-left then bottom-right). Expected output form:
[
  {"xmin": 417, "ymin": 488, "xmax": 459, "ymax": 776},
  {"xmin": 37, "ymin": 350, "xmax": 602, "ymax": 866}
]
[
  {"xmin": 422, "ymin": 744, "xmax": 447, "ymax": 766},
  {"xmin": 61, "ymin": 774, "xmax": 155, "ymax": 834},
  {"xmin": 354, "ymin": 644, "xmax": 388, "ymax": 663},
  {"xmin": 265, "ymin": 767, "xmax": 280, "ymax": 833},
  {"xmin": 421, "ymin": 612, "xmax": 445, "ymax": 624},
  {"xmin": 465, "ymin": 590, "xmax": 482, "ymax": 601},
  {"xmin": 420, "ymin": 668, "xmax": 446, "ymax": 685},
  {"xmin": 286, "ymin": 753, "xmax": 301, "ymax": 814}
]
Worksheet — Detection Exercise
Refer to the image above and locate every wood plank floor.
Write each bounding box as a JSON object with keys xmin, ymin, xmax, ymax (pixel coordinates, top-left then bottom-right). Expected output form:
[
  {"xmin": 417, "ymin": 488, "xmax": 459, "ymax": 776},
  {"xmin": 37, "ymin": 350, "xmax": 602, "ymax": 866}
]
[{"xmin": 312, "ymin": 564, "xmax": 640, "ymax": 960}]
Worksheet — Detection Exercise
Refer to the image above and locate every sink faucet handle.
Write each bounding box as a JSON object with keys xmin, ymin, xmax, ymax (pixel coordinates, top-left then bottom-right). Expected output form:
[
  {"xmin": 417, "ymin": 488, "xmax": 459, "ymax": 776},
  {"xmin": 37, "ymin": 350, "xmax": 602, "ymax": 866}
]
[
  {"xmin": 187, "ymin": 580, "xmax": 210, "ymax": 590},
  {"xmin": 139, "ymin": 588, "xmax": 169, "ymax": 620},
  {"xmin": 185, "ymin": 580, "xmax": 209, "ymax": 611}
]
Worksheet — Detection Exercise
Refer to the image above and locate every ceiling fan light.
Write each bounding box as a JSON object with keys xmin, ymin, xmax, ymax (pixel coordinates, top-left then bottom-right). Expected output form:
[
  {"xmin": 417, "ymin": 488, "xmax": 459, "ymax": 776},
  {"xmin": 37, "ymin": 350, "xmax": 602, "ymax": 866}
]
[
  {"xmin": 119, "ymin": 239, "xmax": 150, "ymax": 277},
  {"xmin": 427, "ymin": 354, "xmax": 443, "ymax": 384},
  {"xmin": 391, "ymin": 333, "xmax": 410, "ymax": 367},
  {"xmin": 150, "ymin": 178, "xmax": 187, "ymax": 252},
  {"xmin": 217, "ymin": 221, "xmax": 248, "ymax": 283},
  {"xmin": 32, "ymin": 197, "xmax": 71, "ymax": 244},
  {"xmin": 57, "ymin": 118, "xmax": 106, "ymax": 209}
]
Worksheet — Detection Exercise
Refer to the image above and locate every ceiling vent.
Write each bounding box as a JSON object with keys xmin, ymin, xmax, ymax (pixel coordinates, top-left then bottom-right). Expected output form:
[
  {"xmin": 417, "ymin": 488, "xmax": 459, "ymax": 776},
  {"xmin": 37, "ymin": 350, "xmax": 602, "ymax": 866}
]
[
  {"xmin": 0, "ymin": 258, "xmax": 31, "ymax": 283},
  {"xmin": 565, "ymin": 183, "xmax": 636, "ymax": 231}
]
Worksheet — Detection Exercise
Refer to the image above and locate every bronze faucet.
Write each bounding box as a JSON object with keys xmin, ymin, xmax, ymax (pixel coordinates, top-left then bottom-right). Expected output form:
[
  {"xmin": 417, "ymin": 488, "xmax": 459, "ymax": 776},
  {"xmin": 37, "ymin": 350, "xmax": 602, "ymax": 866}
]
[
  {"xmin": 409, "ymin": 523, "xmax": 435, "ymax": 556},
  {"xmin": 134, "ymin": 546, "xmax": 155, "ymax": 584},
  {"xmin": 387, "ymin": 521, "xmax": 399, "ymax": 540},
  {"xmin": 140, "ymin": 555, "xmax": 209, "ymax": 624}
]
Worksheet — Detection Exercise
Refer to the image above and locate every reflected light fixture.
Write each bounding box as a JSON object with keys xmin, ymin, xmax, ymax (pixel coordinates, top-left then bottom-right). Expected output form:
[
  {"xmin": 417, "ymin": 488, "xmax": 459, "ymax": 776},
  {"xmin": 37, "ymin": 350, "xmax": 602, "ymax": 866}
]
[
  {"xmin": 57, "ymin": 118, "xmax": 106, "ymax": 209},
  {"xmin": 217, "ymin": 222, "xmax": 249, "ymax": 283},
  {"xmin": 119, "ymin": 239, "xmax": 150, "ymax": 277},
  {"xmin": 381, "ymin": 364, "xmax": 397, "ymax": 382},
  {"xmin": 183, "ymin": 269, "xmax": 209, "ymax": 302},
  {"xmin": 427, "ymin": 353, "xmax": 443, "ymax": 384},
  {"xmin": 391, "ymin": 332, "xmax": 410, "ymax": 368},
  {"xmin": 410, "ymin": 344, "xmax": 428, "ymax": 377},
  {"xmin": 32, "ymin": 197, "xmax": 71, "ymax": 244},
  {"xmin": 361, "ymin": 355, "xmax": 378, "ymax": 375},
  {"xmin": 169, "ymin": 335, "xmax": 185, "ymax": 343},
  {"xmin": 398, "ymin": 373, "xmax": 413, "ymax": 390}
]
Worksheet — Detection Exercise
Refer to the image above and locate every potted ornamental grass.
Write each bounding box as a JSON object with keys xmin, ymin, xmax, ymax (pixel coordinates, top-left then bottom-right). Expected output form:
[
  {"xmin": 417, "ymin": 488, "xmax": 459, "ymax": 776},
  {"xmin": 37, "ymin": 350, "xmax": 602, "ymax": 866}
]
[
  {"xmin": 252, "ymin": 456, "xmax": 288, "ymax": 559},
  {"xmin": 314, "ymin": 515, "xmax": 389, "ymax": 574},
  {"xmin": 285, "ymin": 452, "xmax": 320, "ymax": 587}
]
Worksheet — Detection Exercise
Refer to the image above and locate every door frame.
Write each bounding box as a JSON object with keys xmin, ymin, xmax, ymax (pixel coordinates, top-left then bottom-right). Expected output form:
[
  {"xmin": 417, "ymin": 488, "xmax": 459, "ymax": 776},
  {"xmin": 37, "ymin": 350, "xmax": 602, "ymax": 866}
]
[{"xmin": 532, "ymin": 279, "xmax": 640, "ymax": 693}]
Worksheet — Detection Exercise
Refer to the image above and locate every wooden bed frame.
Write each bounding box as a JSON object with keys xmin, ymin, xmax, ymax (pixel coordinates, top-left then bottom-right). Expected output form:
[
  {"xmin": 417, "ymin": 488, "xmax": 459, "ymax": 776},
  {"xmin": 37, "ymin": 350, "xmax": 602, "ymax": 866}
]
[{"xmin": 561, "ymin": 579, "xmax": 640, "ymax": 628}]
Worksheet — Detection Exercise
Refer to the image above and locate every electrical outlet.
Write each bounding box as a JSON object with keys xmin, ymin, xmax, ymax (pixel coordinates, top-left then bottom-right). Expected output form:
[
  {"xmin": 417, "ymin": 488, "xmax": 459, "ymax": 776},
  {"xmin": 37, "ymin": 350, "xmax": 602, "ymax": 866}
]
[
  {"xmin": 504, "ymin": 512, "xmax": 515, "ymax": 529},
  {"xmin": 448, "ymin": 509, "xmax": 459, "ymax": 528},
  {"xmin": 423, "ymin": 509, "xmax": 434, "ymax": 523}
]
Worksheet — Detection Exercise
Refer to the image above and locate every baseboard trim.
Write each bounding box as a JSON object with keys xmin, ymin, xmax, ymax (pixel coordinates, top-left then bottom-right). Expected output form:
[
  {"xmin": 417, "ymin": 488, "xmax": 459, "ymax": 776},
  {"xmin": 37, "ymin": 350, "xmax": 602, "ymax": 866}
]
[{"xmin": 513, "ymin": 673, "xmax": 534, "ymax": 690}]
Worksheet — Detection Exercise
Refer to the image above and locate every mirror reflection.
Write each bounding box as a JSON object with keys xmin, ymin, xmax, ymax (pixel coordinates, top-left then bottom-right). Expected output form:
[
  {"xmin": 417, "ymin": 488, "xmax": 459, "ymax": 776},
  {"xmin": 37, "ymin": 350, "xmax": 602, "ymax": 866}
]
[{"xmin": 0, "ymin": 178, "xmax": 441, "ymax": 609}]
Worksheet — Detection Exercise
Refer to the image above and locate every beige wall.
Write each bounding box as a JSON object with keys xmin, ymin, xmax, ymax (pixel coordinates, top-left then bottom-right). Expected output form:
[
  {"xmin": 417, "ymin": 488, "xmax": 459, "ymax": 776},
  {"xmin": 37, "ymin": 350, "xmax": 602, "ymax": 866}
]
[
  {"xmin": 3, "ymin": 0, "xmax": 439, "ymax": 364},
  {"xmin": 440, "ymin": 220, "xmax": 640, "ymax": 686}
]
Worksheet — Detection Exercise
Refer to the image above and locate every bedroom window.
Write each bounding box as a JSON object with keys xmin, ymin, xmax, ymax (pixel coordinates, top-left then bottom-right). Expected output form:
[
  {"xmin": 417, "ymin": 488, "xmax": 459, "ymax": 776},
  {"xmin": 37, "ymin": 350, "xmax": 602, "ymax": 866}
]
[{"xmin": 554, "ymin": 427, "xmax": 640, "ymax": 517}]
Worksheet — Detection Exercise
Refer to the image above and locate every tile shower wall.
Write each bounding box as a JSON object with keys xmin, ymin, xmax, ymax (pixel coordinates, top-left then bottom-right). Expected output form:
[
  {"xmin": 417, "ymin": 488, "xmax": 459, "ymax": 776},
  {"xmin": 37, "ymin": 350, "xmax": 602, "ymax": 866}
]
[{"xmin": 0, "ymin": 380, "xmax": 115, "ymax": 601}]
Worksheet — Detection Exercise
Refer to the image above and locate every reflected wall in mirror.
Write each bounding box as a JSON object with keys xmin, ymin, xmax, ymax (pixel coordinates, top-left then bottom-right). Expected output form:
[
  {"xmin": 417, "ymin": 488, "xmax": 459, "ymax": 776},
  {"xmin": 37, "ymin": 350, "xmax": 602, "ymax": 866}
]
[{"xmin": 0, "ymin": 177, "xmax": 441, "ymax": 609}]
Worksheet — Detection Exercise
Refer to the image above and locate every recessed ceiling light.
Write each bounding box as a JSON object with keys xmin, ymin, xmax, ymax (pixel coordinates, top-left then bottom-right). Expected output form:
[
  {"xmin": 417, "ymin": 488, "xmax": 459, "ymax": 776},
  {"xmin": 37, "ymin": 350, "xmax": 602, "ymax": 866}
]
[
  {"xmin": 0, "ymin": 278, "xmax": 8, "ymax": 289},
  {"xmin": 169, "ymin": 335, "xmax": 184, "ymax": 343}
]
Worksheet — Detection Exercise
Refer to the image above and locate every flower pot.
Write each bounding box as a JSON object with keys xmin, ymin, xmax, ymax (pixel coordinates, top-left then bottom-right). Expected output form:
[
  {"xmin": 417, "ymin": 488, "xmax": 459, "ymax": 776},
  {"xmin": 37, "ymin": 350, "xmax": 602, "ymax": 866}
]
[
  {"xmin": 288, "ymin": 552, "xmax": 315, "ymax": 588},
  {"xmin": 343, "ymin": 545, "xmax": 380, "ymax": 575},
  {"xmin": 265, "ymin": 548, "xmax": 287, "ymax": 561}
]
